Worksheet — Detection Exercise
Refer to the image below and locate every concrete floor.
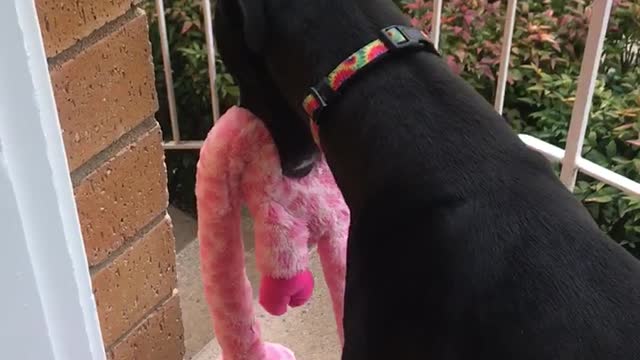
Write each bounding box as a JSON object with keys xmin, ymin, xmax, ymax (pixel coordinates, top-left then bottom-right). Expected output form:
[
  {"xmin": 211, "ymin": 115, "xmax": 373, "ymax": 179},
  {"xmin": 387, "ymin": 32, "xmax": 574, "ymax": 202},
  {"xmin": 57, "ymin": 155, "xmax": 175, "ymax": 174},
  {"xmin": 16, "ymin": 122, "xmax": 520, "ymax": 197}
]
[{"xmin": 169, "ymin": 206, "xmax": 341, "ymax": 360}]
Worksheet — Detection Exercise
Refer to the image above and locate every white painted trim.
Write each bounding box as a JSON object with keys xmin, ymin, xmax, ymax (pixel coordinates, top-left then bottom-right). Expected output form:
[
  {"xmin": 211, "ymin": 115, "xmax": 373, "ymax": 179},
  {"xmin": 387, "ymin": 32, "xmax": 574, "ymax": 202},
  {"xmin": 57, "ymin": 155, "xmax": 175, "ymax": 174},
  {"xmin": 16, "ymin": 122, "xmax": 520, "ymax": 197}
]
[
  {"xmin": 0, "ymin": 1, "xmax": 106, "ymax": 359},
  {"xmin": 559, "ymin": 0, "xmax": 613, "ymax": 190}
]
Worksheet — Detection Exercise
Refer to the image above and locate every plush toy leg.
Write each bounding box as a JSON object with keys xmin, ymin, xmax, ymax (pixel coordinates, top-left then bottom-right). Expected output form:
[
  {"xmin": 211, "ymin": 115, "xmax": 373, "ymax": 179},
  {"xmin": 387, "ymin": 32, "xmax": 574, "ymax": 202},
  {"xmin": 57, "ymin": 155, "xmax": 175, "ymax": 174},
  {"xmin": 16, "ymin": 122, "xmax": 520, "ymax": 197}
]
[
  {"xmin": 199, "ymin": 205, "xmax": 269, "ymax": 360},
  {"xmin": 263, "ymin": 342, "xmax": 296, "ymax": 360},
  {"xmin": 197, "ymin": 110, "xmax": 297, "ymax": 360},
  {"xmin": 199, "ymin": 182, "xmax": 298, "ymax": 360},
  {"xmin": 218, "ymin": 342, "xmax": 296, "ymax": 360},
  {"xmin": 317, "ymin": 234, "xmax": 347, "ymax": 345}
]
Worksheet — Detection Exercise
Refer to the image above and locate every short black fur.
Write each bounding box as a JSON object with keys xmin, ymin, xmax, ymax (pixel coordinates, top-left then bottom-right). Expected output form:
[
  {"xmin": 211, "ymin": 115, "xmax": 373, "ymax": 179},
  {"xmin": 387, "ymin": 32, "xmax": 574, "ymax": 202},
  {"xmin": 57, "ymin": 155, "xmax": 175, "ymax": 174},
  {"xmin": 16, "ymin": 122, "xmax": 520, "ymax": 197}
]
[{"xmin": 214, "ymin": 0, "xmax": 640, "ymax": 358}]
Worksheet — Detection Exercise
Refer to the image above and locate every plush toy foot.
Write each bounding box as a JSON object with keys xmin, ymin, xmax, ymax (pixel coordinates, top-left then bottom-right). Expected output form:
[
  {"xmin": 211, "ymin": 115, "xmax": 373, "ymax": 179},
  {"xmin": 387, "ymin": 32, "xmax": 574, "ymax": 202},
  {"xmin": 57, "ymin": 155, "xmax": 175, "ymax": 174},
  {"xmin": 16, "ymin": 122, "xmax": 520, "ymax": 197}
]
[
  {"xmin": 259, "ymin": 270, "xmax": 314, "ymax": 316},
  {"xmin": 217, "ymin": 342, "xmax": 295, "ymax": 360},
  {"xmin": 264, "ymin": 342, "xmax": 296, "ymax": 360}
]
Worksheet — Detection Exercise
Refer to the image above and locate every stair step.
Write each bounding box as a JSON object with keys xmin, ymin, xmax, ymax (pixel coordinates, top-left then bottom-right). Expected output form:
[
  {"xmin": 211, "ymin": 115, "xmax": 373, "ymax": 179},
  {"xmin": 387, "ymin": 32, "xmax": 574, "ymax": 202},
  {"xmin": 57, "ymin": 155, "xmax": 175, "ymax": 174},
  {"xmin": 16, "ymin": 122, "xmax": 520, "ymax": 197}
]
[{"xmin": 190, "ymin": 254, "xmax": 341, "ymax": 360}]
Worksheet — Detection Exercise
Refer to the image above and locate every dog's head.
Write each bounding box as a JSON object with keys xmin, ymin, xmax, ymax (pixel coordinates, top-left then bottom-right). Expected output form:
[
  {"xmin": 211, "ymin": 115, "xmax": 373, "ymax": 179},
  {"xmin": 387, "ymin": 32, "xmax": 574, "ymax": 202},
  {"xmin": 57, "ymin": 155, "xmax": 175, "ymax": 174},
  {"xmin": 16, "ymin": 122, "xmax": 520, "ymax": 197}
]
[
  {"xmin": 214, "ymin": 0, "xmax": 408, "ymax": 176},
  {"xmin": 214, "ymin": 0, "xmax": 320, "ymax": 178}
]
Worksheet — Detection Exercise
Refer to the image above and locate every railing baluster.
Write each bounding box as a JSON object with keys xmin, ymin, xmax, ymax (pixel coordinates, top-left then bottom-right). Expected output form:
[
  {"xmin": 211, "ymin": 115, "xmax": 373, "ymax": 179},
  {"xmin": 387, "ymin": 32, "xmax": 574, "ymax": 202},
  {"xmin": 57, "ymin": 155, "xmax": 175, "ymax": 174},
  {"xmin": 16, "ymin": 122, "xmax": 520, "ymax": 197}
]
[
  {"xmin": 494, "ymin": 0, "xmax": 518, "ymax": 114},
  {"xmin": 202, "ymin": 0, "xmax": 221, "ymax": 123},
  {"xmin": 155, "ymin": 0, "xmax": 181, "ymax": 142},
  {"xmin": 559, "ymin": 0, "xmax": 613, "ymax": 190},
  {"xmin": 520, "ymin": 135, "xmax": 640, "ymax": 196},
  {"xmin": 431, "ymin": 0, "xmax": 443, "ymax": 50}
]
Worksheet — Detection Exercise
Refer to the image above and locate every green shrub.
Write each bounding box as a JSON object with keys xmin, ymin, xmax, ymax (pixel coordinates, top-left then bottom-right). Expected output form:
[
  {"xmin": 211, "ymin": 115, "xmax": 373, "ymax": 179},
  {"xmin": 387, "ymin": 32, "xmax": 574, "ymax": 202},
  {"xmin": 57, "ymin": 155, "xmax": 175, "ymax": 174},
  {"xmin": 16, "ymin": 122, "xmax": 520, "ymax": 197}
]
[
  {"xmin": 143, "ymin": 0, "xmax": 640, "ymax": 255},
  {"xmin": 400, "ymin": 0, "xmax": 640, "ymax": 255}
]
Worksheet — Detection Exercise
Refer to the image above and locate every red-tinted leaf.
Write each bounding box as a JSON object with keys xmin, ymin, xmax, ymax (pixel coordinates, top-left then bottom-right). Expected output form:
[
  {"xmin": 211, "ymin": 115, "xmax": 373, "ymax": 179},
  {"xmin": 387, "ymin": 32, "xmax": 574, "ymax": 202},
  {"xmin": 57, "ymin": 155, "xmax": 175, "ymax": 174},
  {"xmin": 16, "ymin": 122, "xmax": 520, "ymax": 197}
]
[
  {"xmin": 405, "ymin": 0, "xmax": 427, "ymax": 10},
  {"xmin": 539, "ymin": 33, "xmax": 558, "ymax": 44},
  {"xmin": 614, "ymin": 123, "xmax": 635, "ymax": 132},
  {"xmin": 480, "ymin": 56, "xmax": 495, "ymax": 64},
  {"xmin": 464, "ymin": 13, "xmax": 474, "ymax": 26},
  {"xmin": 446, "ymin": 55, "xmax": 462, "ymax": 75},
  {"xmin": 585, "ymin": 7, "xmax": 593, "ymax": 20},
  {"xmin": 626, "ymin": 140, "xmax": 640, "ymax": 148},
  {"xmin": 181, "ymin": 21, "xmax": 194, "ymax": 34},
  {"xmin": 455, "ymin": 48, "xmax": 467, "ymax": 62}
]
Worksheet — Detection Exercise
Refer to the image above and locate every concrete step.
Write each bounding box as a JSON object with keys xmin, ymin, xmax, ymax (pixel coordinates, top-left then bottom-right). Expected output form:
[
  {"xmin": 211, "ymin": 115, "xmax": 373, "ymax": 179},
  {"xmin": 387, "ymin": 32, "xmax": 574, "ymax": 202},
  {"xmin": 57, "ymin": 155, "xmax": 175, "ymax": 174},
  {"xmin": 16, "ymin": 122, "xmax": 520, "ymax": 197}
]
[{"xmin": 192, "ymin": 254, "xmax": 341, "ymax": 360}]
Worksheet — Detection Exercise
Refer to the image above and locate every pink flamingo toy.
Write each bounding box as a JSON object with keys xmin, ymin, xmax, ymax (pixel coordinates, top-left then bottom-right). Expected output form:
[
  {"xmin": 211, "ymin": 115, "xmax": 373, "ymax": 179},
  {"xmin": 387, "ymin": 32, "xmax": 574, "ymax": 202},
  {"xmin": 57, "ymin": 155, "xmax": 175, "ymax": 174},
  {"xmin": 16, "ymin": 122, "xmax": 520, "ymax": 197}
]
[{"xmin": 195, "ymin": 106, "xmax": 349, "ymax": 360}]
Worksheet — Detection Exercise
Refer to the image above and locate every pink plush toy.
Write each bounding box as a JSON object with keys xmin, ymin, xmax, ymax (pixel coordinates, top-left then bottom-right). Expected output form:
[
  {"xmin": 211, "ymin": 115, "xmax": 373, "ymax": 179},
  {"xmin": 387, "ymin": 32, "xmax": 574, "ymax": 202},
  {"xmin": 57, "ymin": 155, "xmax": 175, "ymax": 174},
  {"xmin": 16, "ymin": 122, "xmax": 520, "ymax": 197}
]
[{"xmin": 196, "ymin": 106, "xmax": 349, "ymax": 360}]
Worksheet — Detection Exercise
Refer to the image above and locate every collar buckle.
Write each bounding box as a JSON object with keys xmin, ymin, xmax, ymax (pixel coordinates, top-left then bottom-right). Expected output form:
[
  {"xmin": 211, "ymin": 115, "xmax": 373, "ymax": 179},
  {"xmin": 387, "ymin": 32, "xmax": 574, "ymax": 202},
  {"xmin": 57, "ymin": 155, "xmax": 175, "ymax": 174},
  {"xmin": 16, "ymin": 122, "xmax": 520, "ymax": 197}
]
[
  {"xmin": 303, "ymin": 25, "xmax": 440, "ymax": 122},
  {"xmin": 307, "ymin": 78, "xmax": 337, "ymax": 122},
  {"xmin": 309, "ymin": 86, "xmax": 328, "ymax": 109},
  {"xmin": 379, "ymin": 25, "xmax": 437, "ymax": 54}
]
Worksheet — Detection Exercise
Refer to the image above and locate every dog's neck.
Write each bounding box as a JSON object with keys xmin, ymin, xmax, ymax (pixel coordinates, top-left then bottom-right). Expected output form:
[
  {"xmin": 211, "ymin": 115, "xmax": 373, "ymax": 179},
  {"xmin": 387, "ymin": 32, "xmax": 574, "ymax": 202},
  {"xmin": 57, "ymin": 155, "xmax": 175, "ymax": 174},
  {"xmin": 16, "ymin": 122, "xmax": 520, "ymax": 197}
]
[
  {"xmin": 266, "ymin": 1, "xmax": 451, "ymax": 213},
  {"xmin": 314, "ymin": 50, "xmax": 457, "ymax": 217},
  {"xmin": 265, "ymin": 0, "xmax": 411, "ymax": 118}
]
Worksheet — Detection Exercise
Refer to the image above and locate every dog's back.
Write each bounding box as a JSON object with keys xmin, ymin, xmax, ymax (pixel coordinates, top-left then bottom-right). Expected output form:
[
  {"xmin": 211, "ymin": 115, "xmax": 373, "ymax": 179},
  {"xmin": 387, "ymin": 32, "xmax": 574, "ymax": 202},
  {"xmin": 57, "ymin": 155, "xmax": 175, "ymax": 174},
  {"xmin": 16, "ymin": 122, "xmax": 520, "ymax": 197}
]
[{"xmin": 335, "ymin": 50, "xmax": 640, "ymax": 359}]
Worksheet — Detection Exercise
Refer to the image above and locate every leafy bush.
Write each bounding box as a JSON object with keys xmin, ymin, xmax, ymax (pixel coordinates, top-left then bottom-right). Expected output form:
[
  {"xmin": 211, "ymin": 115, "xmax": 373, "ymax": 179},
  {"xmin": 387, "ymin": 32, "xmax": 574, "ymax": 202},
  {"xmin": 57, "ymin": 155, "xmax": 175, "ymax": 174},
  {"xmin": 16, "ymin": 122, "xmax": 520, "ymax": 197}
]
[
  {"xmin": 400, "ymin": 0, "xmax": 640, "ymax": 255},
  {"xmin": 143, "ymin": 0, "xmax": 640, "ymax": 255}
]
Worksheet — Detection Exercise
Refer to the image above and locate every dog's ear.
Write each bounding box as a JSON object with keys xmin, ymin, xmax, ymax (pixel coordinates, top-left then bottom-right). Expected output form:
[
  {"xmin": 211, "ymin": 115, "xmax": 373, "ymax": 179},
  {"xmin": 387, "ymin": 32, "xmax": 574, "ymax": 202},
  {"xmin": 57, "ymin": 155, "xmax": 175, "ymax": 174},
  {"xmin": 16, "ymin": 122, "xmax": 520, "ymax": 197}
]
[
  {"xmin": 236, "ymin": 0, "xmax": 266, "ymax": 54},
  {"xmin": 215, "ymin": 0, "xmax": 320, "ymax": 178}
]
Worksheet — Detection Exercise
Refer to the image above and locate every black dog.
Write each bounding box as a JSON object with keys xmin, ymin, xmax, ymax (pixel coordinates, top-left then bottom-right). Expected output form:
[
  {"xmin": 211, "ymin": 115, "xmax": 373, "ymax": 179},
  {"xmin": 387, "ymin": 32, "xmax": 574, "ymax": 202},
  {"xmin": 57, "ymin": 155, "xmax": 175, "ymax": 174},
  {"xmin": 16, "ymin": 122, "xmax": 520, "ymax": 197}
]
[{"xmin": 214, "ymin": 0, "xmax": 640, "ymax": 358}]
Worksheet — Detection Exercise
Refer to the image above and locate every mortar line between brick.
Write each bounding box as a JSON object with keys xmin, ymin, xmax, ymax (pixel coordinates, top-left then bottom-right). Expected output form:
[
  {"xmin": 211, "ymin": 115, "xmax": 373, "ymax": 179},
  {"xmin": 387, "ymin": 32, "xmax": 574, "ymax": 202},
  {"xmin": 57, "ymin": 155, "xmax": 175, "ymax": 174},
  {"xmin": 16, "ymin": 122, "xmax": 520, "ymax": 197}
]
[
  {"xmin": 47, "ymin": 6, "xmax": 142, "ymax": 68},
  {"xmin": 89, "ymin": 211, "xmax": 169, "ymax": 274},
  {"xmin": 70, "ymin": 116, "xmax": 157, "ymax": 187},
  {"xmin": 104, "ymin": 291, "xmax": 179, "ymax": 353}
]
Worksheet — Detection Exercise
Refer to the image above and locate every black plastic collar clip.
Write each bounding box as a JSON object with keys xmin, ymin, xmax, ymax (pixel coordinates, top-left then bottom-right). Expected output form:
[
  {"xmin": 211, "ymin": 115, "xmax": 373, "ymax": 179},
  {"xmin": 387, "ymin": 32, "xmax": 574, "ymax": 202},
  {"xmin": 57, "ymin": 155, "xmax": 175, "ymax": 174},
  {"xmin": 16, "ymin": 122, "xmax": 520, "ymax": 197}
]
[
  {"xmin": 379, "ymin": 25, "xmax": 439, "ymax": 55},
  {"xmin": 308, "ymin": 78, "xmax": 337, "ymax": 121}
]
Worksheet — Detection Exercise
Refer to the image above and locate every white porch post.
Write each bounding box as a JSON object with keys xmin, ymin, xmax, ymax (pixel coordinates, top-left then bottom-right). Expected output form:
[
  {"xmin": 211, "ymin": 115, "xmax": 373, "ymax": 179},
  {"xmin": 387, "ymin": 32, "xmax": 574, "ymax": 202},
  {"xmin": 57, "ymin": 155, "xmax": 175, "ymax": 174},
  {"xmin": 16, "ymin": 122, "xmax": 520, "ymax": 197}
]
[{"xmin": 0, "ymin": 0, "xmax": 106, "ymax": 359}]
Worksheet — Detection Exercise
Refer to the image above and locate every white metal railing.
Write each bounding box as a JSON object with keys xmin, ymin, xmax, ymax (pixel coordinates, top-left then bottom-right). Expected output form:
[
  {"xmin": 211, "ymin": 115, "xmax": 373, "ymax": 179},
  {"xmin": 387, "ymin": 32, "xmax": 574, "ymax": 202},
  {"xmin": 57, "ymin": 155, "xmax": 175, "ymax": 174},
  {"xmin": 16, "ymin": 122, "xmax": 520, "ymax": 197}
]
[
  {"xmin": 488, "ymin": 0, "xmax": 626, "ymax": 189},
  {"xmin": 431, "ymin": 0, "xmax": 443, "ymax": 50},
  {"xmin": 494, "ymin": 0, "xmax": 518, "ymax": 114},
  {"xmin": 156, "ymin": 0, "xmax": 218, "ymax": 150},
  {"xmin": 154, "ymin": 0, "xmax": 179, "ymax": 145},
  {"xmin": 155, "ymin": 0, "xmax": 640, "ymax": 197},
  {"xmin": 557, "ymin": 0, "xmax": 613, "ymax": 190}
]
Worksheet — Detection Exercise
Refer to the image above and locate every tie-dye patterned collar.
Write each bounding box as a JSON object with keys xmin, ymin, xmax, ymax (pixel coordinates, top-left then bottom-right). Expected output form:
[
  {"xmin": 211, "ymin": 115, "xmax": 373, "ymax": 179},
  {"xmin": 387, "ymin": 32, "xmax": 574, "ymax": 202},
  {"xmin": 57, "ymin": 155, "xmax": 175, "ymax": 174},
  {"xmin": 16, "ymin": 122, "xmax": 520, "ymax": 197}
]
[{"xmin": 302, "ymin": 25, "xmax": 439, "ymax": 124}]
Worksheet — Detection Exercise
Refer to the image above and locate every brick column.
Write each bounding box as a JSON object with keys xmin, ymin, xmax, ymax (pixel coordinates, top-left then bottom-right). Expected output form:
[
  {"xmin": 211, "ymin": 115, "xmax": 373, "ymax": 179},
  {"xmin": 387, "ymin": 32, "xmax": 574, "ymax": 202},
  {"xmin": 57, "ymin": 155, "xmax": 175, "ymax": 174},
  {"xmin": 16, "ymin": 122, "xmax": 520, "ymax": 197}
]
[{"xmin": 35, "ymin": 1, "xmax": 185, "ymax": 359}]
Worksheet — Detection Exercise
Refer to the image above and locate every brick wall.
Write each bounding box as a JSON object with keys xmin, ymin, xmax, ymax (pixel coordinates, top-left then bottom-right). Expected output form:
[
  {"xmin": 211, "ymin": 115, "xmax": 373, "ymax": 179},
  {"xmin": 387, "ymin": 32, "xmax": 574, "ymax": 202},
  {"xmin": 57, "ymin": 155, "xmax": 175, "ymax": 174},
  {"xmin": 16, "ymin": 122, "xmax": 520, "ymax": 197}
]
[{"xmin": 35, "ymin": 1, "xmax": 185, "ymax": 359}]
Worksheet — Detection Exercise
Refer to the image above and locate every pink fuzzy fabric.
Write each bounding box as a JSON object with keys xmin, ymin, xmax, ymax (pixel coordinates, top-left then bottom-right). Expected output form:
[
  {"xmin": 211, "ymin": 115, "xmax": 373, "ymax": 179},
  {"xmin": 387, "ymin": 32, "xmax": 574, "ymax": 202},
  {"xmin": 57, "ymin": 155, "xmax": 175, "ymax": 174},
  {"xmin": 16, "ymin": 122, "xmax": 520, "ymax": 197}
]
[{"xmin": 196, "ymin": 106, "xmax": 349, "ymax": 360}]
